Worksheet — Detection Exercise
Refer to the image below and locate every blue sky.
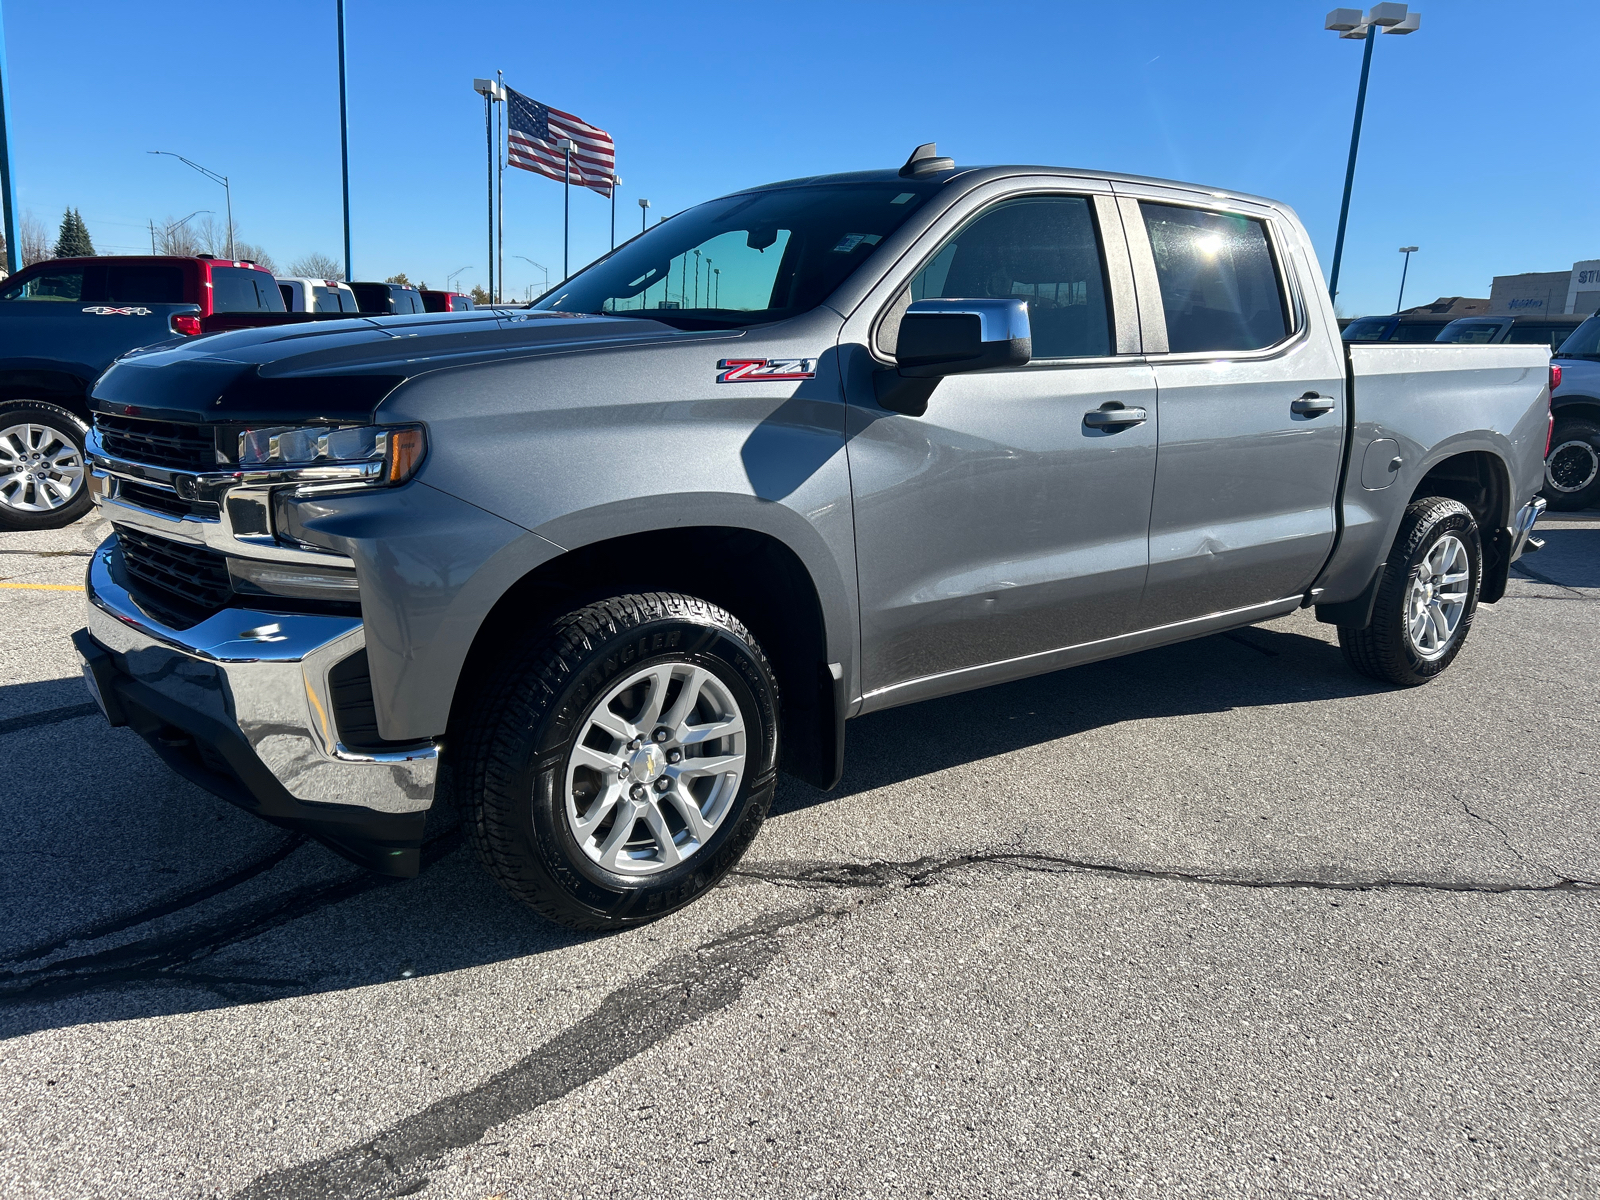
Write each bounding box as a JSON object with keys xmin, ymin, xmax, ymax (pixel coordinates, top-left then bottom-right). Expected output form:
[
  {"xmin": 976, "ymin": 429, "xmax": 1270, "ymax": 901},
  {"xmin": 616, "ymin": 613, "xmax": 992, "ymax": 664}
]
[{"xmin": 4, "ymin": 0, "xmax": 1593, "ymax": 315}]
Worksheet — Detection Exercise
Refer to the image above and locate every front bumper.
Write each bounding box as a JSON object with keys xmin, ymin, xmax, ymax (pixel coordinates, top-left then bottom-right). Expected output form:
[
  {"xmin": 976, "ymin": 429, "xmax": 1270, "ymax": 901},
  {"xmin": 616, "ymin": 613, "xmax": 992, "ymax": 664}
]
[{"xmin": 75, "ymin": 537, "xmax": 437, "ymax": 876}]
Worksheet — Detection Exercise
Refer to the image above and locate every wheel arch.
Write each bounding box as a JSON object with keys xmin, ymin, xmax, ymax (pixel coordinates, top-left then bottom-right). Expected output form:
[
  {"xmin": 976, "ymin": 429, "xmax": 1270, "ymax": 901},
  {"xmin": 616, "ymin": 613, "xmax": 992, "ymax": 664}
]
[
  {"xmin": 447, "ymin": 523, "xmax": 849, "ymax": 790},
  {"xmin": 1406, "ymin": 448, "xmax": 1514, "ymax": 604},
  {"xmin": 1551, "ymin": 395, "xmax": 1600, "ymax": 426},
  {"xmin": 0, "ymin": 367, "xmax": 94, "ymax": 424}
]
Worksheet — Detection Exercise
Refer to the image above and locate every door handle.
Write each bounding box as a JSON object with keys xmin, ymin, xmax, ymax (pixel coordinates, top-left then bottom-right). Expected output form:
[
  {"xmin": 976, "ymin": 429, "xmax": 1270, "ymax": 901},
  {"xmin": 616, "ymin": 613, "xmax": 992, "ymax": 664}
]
[
  {"xmin": 1083, "ymin": 405, "xmax": 1148, "ymax": 428},
  {"xmin": 1291, "ymin": 394, "xmax": 1337, "ymax": 416}
]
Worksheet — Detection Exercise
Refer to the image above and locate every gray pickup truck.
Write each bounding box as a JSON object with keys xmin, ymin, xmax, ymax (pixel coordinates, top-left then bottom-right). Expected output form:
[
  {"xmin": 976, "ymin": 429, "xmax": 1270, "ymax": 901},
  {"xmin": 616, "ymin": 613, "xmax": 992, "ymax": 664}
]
[{"xmin": 73, "ymin": 146, "xmax": 1551, "ymax": 929}]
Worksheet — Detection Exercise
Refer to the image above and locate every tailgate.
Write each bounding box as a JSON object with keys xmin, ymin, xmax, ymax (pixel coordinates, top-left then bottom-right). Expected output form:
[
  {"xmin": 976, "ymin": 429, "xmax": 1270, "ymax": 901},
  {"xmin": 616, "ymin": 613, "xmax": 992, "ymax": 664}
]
[{"xmin": 0, "ymin": 302, "xmax": 201, "ymax": 375}]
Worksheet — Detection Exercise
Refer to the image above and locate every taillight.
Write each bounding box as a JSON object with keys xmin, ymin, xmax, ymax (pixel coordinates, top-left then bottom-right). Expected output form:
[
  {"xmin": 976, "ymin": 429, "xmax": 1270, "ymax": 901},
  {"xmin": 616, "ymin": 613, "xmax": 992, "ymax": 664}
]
[
  {"xmin": 1546, "ymin": 364, "xmax": 1558, "ymax": 457},
  {"xmin": 171, "ymin": 314, "xmax": 202, "ymax": 337},
  {"xmin": 1550, "ymin": 364, "xmax": 1562, "ymax": 393}
]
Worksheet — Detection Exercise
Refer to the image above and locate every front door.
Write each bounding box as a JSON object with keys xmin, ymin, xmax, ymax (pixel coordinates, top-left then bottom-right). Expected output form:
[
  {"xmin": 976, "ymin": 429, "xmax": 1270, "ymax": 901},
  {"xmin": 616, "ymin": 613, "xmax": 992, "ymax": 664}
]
[
  {"xmin": 1125, "ymin": 197, "xmax": 1347, "ymax": 628},
  {"xmin": 842, "ymin": 190, "xmax": 1158, "ymax": 708}
]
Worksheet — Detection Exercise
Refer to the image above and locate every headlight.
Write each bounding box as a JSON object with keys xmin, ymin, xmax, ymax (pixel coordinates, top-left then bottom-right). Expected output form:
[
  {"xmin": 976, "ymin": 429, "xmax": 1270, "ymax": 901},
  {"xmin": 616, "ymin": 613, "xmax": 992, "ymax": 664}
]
[{"xmin": 236, "ymin": 423, "xmax": 427, "ymax": 486}]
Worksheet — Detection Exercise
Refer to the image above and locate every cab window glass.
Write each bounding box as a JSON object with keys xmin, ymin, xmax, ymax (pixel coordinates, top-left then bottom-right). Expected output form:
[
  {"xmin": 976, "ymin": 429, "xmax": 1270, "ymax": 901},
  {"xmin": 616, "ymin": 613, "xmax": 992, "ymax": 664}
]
[
  {"xmin": 102, "ymin": 263, "xmax": 185, "ymax": 303},
  {"xmin": 1508, "ymin": 324, "xmax": 1566, "ymax": 347},
  {"xmin": 211, "ymin": 267, "xmax": 285, "ymax": 313},
  {"xmin": 0, "ymin": 268, "xmax": 85, "ymax": 301},
  {"xmin": 1141, "ymin": 203, "xmax": 1287, "ymax": 353},
  {"xmin": 903, "ymin": 196, "xmax": 1111, "ymax": 359},
  {"xmin": 1438, "ymin": 321, "xmax": 1502, "ymax": 343},
  {"xmin": 1393, "ymin": 321, "xmax": 1445, "ymax": 343},
  {"xmin": 312, "ymin": 285, "xmax": 349, "ymax": 313}
]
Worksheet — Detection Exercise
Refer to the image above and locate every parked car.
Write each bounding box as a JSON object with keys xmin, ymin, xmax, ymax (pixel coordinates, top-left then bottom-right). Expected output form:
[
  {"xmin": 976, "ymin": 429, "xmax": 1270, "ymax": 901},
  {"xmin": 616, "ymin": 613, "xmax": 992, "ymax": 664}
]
[
  {"xmin": 1341, "ymin": 313, "xmax": 1459, "ymax": 343},
  {"xmin": 420, "ymin": 289, "xmax": 475, "ymax": 313},
  {"xmin": 349, "ymin": 282, "xmax": 426, "ymax": 315},
  {"xmin": 278, "ymin": 277, "xmax": 360, "ymax": 314},
  {"xmin": 0, "ymin": 255, "xmax": 285, "ymax": 530},
  {"xmin": 1544, "ymin": 313, "xmax": 1600, "ymax": 509},
  {"xmin": 1435, "ymin": 314, "xmax": 1586, "ymax": 349},
  {"xmin": 75, "ymin": 148, "xmax": 1551, "ymax": 930}
]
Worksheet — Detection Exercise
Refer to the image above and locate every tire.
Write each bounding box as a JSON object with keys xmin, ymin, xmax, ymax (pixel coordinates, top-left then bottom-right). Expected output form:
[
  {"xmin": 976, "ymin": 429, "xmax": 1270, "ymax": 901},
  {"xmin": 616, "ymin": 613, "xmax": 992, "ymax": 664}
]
[
  {"xmin": 457, "ymin": 592, "xmax": 780, "ymax": 930},
  {"xmin": 0, "ymin": 401, "xmax": 92, "ymax": 532},
  {"xmin": 1338, "ymin": 497, "xmax": 1482, "ymax": 687},
  {"xmin": 1542, "ymin": 417, "xmax": 1600, "ymax": 511}
]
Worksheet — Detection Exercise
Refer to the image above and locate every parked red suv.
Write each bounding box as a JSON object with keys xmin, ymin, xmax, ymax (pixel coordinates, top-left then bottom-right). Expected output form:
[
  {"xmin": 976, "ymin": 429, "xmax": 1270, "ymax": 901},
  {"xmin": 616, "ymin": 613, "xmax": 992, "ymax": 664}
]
[{"xmin": 420, "ymin": 289, "xmax": 476, "ymax": 313}]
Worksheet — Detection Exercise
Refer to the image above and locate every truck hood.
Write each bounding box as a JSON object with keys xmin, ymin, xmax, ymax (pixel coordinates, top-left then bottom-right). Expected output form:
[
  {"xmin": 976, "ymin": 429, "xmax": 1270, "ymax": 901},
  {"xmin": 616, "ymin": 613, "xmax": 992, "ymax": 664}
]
[{"xmin": 91, "ymin": 310, "xmax": 738, "ymax": 424}]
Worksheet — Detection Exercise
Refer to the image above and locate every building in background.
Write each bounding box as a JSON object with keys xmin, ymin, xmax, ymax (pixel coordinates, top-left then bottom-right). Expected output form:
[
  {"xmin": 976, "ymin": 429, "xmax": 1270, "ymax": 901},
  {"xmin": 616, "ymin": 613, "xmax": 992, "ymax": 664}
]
[
  {"xmin": 1399, "ymin": 296, "xmax": 1489, "ymax": 317},
  {"xmin": 1489, "ymin": 261, "xmax": 1600, "ymax": 316}
]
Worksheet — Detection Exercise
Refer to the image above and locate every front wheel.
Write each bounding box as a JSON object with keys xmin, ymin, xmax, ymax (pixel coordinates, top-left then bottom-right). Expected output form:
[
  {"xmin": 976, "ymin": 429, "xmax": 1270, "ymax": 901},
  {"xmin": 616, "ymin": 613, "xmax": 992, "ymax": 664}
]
[
  {"xmin": 0, "ymin": 402, "xmax": 92, "ymax": 532},
  {"xmin": 1543, "ymin": 417, "xmax": 1600, "ymax": 511},
  {"xmin": 458, "ymin": 592, "xmax": 780, "ymax": 930},
  {"xmin": 1338, "ymin": 497, "xmax": 1482, "ymax": 687}
]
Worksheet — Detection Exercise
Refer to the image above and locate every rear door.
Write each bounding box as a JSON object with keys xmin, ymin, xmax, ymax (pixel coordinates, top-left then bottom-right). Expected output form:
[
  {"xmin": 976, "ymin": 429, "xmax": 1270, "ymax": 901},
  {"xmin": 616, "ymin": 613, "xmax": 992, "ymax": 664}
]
[
  {"xmin": 841, "ymin": 180, "xmax": 1158, "ymax": 707},
  {"xmin": 1120, "ymin": 190, "xmax": 1345, "ymax": 628}
]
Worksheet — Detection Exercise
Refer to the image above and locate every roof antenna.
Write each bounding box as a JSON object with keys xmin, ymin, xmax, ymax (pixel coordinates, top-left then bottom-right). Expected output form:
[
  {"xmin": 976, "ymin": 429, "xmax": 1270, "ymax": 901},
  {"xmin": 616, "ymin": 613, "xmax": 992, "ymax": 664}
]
[{"xmin": 899, "ymin": 142, "xmax": 954, "ymax": 178}]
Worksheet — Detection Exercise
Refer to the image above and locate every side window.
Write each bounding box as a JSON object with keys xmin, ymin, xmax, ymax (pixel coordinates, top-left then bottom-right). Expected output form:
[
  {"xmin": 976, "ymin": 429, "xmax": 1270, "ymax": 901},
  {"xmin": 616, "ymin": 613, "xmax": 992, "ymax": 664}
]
[
  {"xmin": 0, "ymin": 267, "xmax": 85, "ymax": 301},
  {"xmin": 1140, "ymin": 203, "xmax": 1288, "ymax": 353},
  {"xmin": 313, "ymin": 285, "xmax": 344, "ymax": 313},
  {"xmin": 103, "ymin": 264, "xmax": 186, "ymax": 303},
  {"xmin": 894, "ymin": 196, "xmax": 1112, "ymax": 359},
  {"xmin": 211, "ymin": 267, "xmax": 284, "ymax": 313}
]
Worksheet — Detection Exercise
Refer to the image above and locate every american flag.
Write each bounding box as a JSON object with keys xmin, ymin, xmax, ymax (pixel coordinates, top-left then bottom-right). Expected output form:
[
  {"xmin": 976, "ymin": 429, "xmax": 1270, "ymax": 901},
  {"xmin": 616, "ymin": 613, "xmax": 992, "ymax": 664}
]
[{"xmin": 506, "ymin": 87, "xmax": 615, "ymax": 198}]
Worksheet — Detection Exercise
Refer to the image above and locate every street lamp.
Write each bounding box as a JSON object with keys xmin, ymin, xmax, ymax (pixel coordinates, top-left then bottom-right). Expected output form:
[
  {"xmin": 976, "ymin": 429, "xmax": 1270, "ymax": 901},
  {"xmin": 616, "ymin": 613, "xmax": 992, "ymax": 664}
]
[
  {"xmin": 638, "ymin": 197, "xmax": 650, "ymax": 233},
  {"xmin": 150, "ymin": 209, "xmax": 212, "ymax": 253},
  {"xmin": 149, "ymin": 151, "xmax": 234, "ymax": 260},
  {"xmin": 514, "ymin": 255, "xmax": 549, "ymax": 297},
  {"xmin": 714, "ymin": 267, "xmax": 720, "ymax": 308},
  {"xmin": 473, "ymin": 77, "xmax": 506, "ymax": 301},
  {"xmin": 446, "ymin": 264, "xmax": 472, "ymax": 292},
  {"xmin": 1323, "ymin": 4, "xmax": 1420, "ymax": 303},
  {"xmin": 1396, "ymin": 246, "xmax": 1418, "ymax": 313}
]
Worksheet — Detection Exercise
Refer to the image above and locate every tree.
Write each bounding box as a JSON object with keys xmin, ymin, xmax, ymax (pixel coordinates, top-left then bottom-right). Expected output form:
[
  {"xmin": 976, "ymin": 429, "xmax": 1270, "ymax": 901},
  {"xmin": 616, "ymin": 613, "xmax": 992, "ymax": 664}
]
[
  {"xmin": 234, "ymin": 242, "xmax": 278, "ymax": 274},
  {"xmin": 154, "ymin": 214, "xmax": 207, "ymax": 257},
  {"xmin": 384, "ymin": 272, "xmax": 413, "ymax": 287},
  {"xmin": 469, "ymin": 284, "xmax": 491, "ymax": 305},
  {"xmin": 21, "ymin": 213, "xmax": 51, "ymax": 265},
  {"xmin": 289, "ymin": 252, "xmax": 343, "ymax": 281},
  {"xmin": 52, "ymin": 207, "xmax": 94, "ymax": 258}
]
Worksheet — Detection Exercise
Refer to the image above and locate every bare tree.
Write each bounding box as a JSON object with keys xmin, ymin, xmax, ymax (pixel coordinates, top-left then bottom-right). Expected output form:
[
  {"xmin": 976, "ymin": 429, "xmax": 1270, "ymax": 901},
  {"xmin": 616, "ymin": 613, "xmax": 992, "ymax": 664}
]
[
  {"xmin": 234, "ymin": 242, "xmax": 278, "ymax": 273},
  {"xmin": 289, "ymin": 252, "xmax": 343, "ymax": 281},
  {"xmin": 154, "ymin": 214, "xmax": 207, "ymax": 257},
  {"xmin": 21, "ymin": 212, "xmax": 51, "ymax": 266}
]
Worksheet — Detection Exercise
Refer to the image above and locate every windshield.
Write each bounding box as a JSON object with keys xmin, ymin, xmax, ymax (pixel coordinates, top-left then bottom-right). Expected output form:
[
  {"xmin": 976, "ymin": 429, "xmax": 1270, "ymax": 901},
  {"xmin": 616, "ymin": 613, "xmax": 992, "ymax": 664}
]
[
  {"xmin": 534, "ymin": 181, "xmax": 940, "ymax": 329},
  {"xmin": 1342, "ymin": 316, "xmax": 1394, "ymax": 342},
  {"xmin": 1555, "ymin": 315, "xmax": 1600, "ymax": 358},
  {"xmin": 1437, "ymin": 320, "xmax": 1505, "ymax": 343}
]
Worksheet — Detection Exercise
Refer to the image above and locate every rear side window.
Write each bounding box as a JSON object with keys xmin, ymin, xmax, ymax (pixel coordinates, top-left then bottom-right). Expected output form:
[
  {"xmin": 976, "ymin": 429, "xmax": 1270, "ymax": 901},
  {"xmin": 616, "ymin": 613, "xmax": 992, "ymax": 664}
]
[
  {"xmin": 312, "ymin": 285, "xmax": 357, "ymax": 313},
  {"xmin": 211, "ymin": 267, "xmax": 286, "ymax": 313},
  {"xmin": 101, "ymin": 263, "xmax": 186, "ymax": 303},
  {"xmin": 453, "ymin": 294, "xmax": 474, "ymax": 310},
  {"xmin": 1556, "ymin": 315, "xmax": 1600, "ymax": 357},
  {"xmin": 1342, "ymin": 316, "xmax": 1393, "ymax": 342},
  {"xmin": 0, "ymin": 268, "xmax": 84, "ymax": 301},
  {"xmin": 1141, "ymin": 203, "xmax": 1288, "ymax": 353},
  {"xmin": 1393, "ymin": 322, "xmax": 1445, "ymax": 343},
  {"xmin": 1508, "ymin": 324, "xmax": 1568, "ymax": 347},
  {"xmin": 397, "ymin": 290, "xmax": 423, "ymax": 313},
  {"xmin": 1438, "ymin": 321, "xmax": 1503, "ymax": 344},
  {"xmin": 904, "ymin": 196, "xmax": 1112, "ymax": 359}
]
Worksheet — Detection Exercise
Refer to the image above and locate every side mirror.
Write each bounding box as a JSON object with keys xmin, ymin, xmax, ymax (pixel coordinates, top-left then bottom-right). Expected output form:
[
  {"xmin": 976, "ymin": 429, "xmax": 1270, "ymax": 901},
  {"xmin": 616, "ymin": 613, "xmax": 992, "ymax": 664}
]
[{"xmin": 876, "ymin": 298, "xmax": 1031, "ymax": 415}]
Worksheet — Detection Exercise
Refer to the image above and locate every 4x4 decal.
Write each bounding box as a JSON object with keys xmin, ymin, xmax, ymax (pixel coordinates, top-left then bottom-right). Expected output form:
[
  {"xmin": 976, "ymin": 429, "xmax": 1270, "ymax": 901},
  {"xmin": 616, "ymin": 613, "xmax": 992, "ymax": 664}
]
[
  {"xmin": 82, "ymin": 306, "xmax": 153, "ymax": 316},
  {"xmin": 716, "ymin": 357, "xmax": 817, "ymax": 383}
]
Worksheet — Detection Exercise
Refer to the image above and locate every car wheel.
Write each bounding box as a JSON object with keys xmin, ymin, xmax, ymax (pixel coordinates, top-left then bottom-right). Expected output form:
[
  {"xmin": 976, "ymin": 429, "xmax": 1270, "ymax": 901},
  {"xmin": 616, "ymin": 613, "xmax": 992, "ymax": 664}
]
[
  {"xmin": 0, "ymin": 401, "xmax": 92, "ymax": 532},
  {"xmin": 1338, "ymin": 496, "xmax": 1481, "ymax": 687},
  {"xmin": 1542, "ymin": 417, "xmax": 1600, "ymax": 511},
  {"xmin": 458, "ymin": 592, "xmax": 780, "ymax": 930}
]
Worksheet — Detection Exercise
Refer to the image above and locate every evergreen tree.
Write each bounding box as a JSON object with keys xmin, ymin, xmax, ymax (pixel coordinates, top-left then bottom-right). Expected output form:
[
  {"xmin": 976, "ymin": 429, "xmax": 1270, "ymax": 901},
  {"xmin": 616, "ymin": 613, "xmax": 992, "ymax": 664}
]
[{"xmin": 52, "ymin": 208, "xmax": 94, "ymax": 258}]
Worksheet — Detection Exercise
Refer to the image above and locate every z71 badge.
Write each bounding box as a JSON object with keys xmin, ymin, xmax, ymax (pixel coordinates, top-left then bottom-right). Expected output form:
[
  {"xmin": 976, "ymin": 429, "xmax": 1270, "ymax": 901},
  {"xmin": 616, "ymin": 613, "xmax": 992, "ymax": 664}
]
[{"xmin": 716, "ymin": 358, "xmax": 817, "ymax": 383}]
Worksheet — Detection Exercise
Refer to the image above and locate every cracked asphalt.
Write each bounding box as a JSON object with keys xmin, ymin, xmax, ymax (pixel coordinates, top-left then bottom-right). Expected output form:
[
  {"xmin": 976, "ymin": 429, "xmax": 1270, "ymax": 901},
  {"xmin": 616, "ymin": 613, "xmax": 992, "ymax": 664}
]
[{"xmin": 1, "ymin": 512, "xmax": 1597, "ymax": 1199}]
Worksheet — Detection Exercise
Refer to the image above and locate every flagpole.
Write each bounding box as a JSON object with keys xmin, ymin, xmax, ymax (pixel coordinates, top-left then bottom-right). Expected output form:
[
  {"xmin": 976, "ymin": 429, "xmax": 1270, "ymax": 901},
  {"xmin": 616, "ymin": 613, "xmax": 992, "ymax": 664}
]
[
  {"xmin": 558, "ymin": 139, "xmax": 572, "ymax": 280},
  {"xmin": 610, "ymin": 174, "xmax": 619, "ymax": 249},
  {"xmin": 495, "ymin": 69, "xmax": 504, "ymax": 305},
  {"xmin": 336, "ymin": 0, "xmax": 352, "ymax": 282}
]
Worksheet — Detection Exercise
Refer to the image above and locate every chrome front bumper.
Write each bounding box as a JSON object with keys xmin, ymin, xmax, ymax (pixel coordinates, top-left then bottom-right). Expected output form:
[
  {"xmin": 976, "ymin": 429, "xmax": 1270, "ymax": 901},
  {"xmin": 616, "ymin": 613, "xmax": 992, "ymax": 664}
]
[{"xmin": 77, "ymin": 536, "xmax": 437, "ymax": 871}]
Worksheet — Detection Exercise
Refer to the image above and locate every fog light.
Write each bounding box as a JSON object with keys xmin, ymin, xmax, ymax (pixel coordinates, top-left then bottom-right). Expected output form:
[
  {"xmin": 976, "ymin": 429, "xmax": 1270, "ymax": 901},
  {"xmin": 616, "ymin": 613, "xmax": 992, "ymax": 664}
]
[{"xmin": 228, "ymin": 558, "xmax": 360, "ymax": 600}]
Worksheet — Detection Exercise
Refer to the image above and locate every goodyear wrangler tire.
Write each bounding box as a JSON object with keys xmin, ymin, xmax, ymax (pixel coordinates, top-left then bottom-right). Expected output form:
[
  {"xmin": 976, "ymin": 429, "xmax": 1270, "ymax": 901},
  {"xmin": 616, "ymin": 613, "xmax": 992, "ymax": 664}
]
[
  {"xmin": 460, "ymin": 592, "xmax": 780, "ymax": 930},
  {"xmin": 1338, "ymin": 497, "xmax": 1482, "ymax": 687}
]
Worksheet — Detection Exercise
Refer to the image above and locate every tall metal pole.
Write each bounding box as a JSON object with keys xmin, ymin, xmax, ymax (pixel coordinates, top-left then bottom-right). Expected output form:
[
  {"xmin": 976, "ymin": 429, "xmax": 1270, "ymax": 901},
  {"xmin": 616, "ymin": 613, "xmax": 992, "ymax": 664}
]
[
  {"xmin": 484, "ymin": 91, "xmax": 494, "ymax": 300},
  {"xmin": 223, "ymin": 176, "xmax": 235, "ymax": 260},
  {"xmin": 0, "ymin": 0, "xmax": 19, "ymax": 275},
  {"xmin": 337, "ymin": 0, "xmax": 352, "ymax": 281},
  {"xmin": 610, "ymin": 174, "xmax": 618, "ymax": 249},
  {"xmin": 1327, "ymin": 23, "xmax": 1376, "ymax": 303},
  {"xmin": 1396, "ymin": 248, "xmax": 1414, "ymax": 314},
  {"xmin": 496, "ymin": 69, "xmax": 504, "ymax": 304},
  {"xmin": 562, "ymin": 141, "xmax": 571, "ymax": 280}
]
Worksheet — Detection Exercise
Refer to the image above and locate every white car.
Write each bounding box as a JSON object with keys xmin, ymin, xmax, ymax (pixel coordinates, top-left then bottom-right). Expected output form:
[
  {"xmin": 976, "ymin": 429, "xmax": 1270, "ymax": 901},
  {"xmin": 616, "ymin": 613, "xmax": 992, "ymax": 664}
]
[{"xmin": 276, "ymin": 277, "xmax": 359, "ymax": 314}]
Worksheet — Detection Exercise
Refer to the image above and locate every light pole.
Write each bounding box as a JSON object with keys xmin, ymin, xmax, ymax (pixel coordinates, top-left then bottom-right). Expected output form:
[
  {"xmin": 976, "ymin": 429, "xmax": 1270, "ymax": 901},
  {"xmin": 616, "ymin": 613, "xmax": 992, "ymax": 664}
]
[
  {"xmin": 149, "ymin": 151, "xmax": 234, "ymax": 260},
  {"xmin": 1324, "ymin": 4, "xmax": 1420, "ymax": 303},
  {"xmin": 1395, "ymin": 246, "xmax": 1418, "ymax": 313},
  {"xmin": 714, "ymin": 267, "xmax": 720, "ymax": 308},
  {"xmin": 446, "ymin": 264, "xmax": 471, "ymax": 293},
  {"xmin": 638, "ymin": 196, "xmax": 650, "ymax": 233},
  {"xmin": 610, "ymin": 174, "xmax": 621, "ymax": 249},
  {"xmin": 473, "ymin": 78, "xmax": 505, "ymax": 300},
  {"xmin": 557, "ymin": 138, "xmax": 573, "ymax": 279},
  {"xmin": 337, "ymin": 0, "xmax": 352, "ymax": 282},
  {"xmin": 0, "ymin": 0, "xmax": 20, "ymax": 275},
  {"xmin": 514, "ymin": 254, "xmax": 548, "ymax": 297},
  {"xmin": 151, "ymin": 209, "xmax": 211, "ymax": 253}
]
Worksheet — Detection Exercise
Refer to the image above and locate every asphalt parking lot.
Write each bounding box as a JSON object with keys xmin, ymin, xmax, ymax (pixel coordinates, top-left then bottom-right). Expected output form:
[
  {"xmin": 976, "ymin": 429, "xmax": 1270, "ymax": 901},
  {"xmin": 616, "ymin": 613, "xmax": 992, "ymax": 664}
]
[{"xmin": 1, "ymin": 513, "xmax": 1596, "ymax": 1200}]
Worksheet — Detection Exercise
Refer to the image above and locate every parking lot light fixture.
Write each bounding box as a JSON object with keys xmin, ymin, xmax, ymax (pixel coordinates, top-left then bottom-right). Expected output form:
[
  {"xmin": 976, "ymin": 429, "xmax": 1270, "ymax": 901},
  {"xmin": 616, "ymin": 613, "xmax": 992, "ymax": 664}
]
[
  {"xmin": 1396, "ymin": 246, "xmax": 1418, "ymax": 313},
  {"xmin": 1323, "ymin": 6, "xmax": 1422, "ymax": 303},
  {"xmin": 149, "ymin": 151, "xmax": 234, "ymax": 260},
  {"xmin": 638, "ymin": 197, "xmax": 650, "ymax": 234}
]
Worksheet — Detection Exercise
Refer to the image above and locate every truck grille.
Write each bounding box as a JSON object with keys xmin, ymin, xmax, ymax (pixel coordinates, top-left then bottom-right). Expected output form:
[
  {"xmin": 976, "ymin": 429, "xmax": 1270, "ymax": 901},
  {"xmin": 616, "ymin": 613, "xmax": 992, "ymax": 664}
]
[
  {"xmin": 116, "ymin": 479, "xmax": 220, "ymax": 521},
  {"xmin": 115, "ymin": 525, "xmax": 233, "ymax": 628},
  {"xmin": 96, "ymin": 413, "xmax": 219, "ymax": 472}
]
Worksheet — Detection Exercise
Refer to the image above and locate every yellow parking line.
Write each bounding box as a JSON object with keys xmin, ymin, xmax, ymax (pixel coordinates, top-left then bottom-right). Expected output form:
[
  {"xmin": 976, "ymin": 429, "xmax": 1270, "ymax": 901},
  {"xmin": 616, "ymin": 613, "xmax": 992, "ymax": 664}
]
[{"xmin": 0, "ymin": 581, "xmax": 82, "ymax": 591}]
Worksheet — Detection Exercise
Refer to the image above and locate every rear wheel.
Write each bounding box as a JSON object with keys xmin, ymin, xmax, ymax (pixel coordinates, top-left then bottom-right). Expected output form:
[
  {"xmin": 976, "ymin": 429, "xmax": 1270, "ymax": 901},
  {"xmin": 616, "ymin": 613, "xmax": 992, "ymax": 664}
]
[
  {"xmin": 458, "ymin": 592, "xmax": 780, "ymax": 930},
  {"xmin": 1339, "ymin": 497, "xmax": 1482, "ymax": 687},
  {"xmin": 0, "ymin": 402, "xmax": 91, "ymax": 532},
  {"xmin": 1543, "ymin": 417, "xmax": 1600, "ymax": 511}
]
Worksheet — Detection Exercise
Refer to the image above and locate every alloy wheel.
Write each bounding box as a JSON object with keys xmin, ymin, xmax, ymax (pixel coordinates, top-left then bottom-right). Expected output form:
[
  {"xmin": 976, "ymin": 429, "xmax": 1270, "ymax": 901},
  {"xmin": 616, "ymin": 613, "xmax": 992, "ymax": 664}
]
[
  {"xmin": 1406, "ymin": 533, "xmax": 1470, "ymax": 660},
  {"xmin": 0, "ymin": 422, "xmax": 85, "ymax": 514}
]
